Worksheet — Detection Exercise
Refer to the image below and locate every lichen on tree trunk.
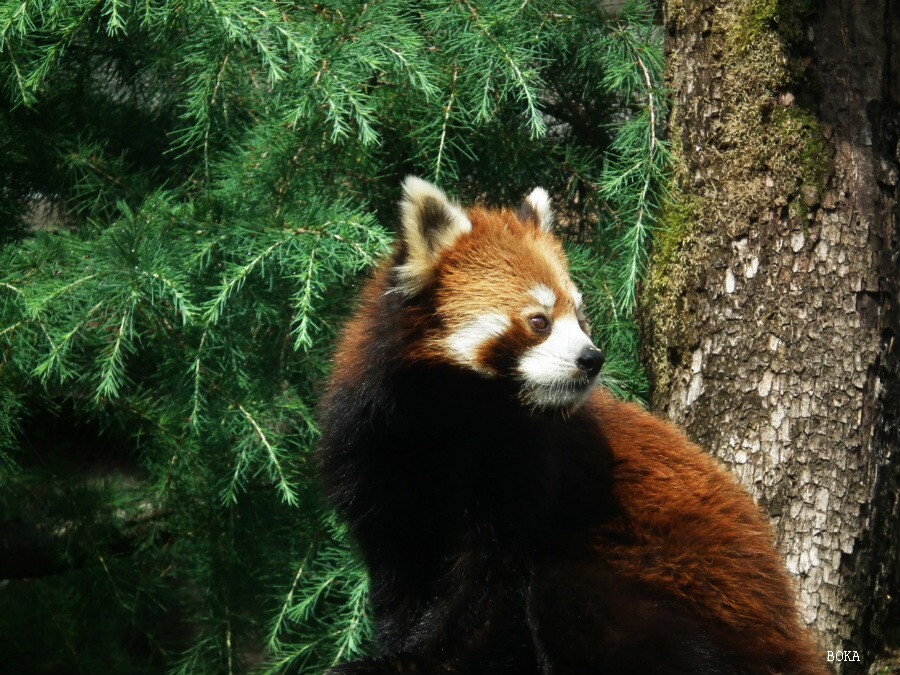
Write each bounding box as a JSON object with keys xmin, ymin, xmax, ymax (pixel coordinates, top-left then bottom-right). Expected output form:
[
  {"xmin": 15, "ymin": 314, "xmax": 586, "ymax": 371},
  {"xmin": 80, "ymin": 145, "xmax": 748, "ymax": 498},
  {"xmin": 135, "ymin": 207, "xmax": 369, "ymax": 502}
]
[{"xmin": 646, "ymin": 1, "xmax": 900, "ymax": 670}]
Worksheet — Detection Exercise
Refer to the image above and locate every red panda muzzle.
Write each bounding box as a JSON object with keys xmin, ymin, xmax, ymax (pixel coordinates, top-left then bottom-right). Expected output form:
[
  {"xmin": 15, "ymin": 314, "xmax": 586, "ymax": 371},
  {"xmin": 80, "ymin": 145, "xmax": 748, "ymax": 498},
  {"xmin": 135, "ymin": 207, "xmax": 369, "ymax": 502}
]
[{"xmin": 576, "ymin": 346, "xmax": 605, "ymax": 377}]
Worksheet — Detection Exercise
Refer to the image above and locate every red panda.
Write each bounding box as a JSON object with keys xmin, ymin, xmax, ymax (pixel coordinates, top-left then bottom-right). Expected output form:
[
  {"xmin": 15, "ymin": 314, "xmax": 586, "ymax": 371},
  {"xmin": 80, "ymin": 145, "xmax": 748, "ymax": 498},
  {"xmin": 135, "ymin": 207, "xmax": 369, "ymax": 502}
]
[{"xmin": 317, "ymin": 178, "xmax": 828, "ymax": 675}]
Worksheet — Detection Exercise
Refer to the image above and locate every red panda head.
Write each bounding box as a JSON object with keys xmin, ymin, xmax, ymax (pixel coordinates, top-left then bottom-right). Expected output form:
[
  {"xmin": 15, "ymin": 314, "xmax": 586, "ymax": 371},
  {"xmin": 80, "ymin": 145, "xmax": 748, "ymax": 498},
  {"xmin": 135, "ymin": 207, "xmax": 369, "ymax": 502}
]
[{"xmin": 392, "ymin": 177, "xmax": 604, "ymax": 411}]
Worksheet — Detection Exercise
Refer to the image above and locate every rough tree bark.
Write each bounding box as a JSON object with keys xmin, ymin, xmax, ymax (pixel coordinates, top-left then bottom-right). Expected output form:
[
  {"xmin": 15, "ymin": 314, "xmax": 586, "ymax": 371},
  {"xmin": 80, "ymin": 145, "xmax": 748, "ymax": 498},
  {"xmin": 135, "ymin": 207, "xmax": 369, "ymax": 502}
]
[{"xmin": 645, "ymin": 1, "xmax": 900, "ymax": 670}]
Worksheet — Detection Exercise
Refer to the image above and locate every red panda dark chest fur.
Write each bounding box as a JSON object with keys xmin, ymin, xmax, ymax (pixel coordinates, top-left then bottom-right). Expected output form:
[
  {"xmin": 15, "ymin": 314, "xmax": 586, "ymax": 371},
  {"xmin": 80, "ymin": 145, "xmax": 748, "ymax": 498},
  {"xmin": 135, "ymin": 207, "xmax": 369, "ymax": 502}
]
[{"xmin": 317, "ymin": 178, "xmax": 827, "ymax": 675}]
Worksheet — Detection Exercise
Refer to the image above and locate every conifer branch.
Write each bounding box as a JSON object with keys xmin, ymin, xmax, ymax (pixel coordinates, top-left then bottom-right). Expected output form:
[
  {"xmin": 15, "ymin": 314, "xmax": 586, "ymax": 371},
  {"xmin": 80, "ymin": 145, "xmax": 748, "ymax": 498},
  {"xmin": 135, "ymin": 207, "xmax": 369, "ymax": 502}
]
[
  {"xmin": 435, "ymin": 65, "xmax": 459, "ymax": 181},
  {"xmin": 189, "ymin": 330, "xmax": 208, "ymax": 426},
  {"xmin": 0, "ymin": 1, "xmax": 665, "ymax": 668},
  {"xmin": 96, "ymin": 301, "xmax": 135, "ymax": 399},
  {"xmin": 237, "ymin": 402, "xmax": 297, "ymax": 505},
  {"xmin": 636, "ymin": 54, "xmax": 658, "ymax": 151},
  {"xmin": 204, "ymin": 234, "xmax": 294, "ymax": 324},
  {"xmin": 292, "ymin": 248, "xmax": 317, "ymax": 351},
  {"xmin": 268, "ymin": 550, "xmax": 313, "ymax": 651}
]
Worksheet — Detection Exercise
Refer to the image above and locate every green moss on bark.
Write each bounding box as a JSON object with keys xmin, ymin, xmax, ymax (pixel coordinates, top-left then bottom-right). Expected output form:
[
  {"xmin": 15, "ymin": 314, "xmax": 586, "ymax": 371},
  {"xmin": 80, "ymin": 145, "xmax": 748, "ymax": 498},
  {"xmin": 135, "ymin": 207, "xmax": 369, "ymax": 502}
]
[
  {"xmin": 733, "ymin": 0, "xmax": 817, "ymax": 49},
  {"xmin": 643, "ymin": 189, "xmax": 704, "ymax": 402},
  {"xmin": 645, "ymin": 0, "xmax": 828, "ymax": 403}
]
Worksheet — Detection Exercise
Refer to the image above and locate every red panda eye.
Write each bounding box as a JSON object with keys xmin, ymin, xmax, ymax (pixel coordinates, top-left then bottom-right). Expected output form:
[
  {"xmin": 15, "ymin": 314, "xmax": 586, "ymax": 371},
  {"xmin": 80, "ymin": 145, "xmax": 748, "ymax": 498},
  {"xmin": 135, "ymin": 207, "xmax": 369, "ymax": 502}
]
[{"xmin": 529, "ymin": 314, "xmax": 550, "ymax": 333}]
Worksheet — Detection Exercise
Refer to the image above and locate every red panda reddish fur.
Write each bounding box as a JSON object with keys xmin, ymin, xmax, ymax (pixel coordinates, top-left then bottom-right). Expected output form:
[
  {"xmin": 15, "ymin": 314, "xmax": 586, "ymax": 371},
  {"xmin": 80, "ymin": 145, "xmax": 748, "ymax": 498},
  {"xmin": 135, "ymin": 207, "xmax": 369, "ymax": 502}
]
[
  {"xmin": 579, "ymin": 393, "xmax": 825, "ymax": 672},
  {"xmin": 318, "ymin": 182, "xmax": 828, "ymax": 675}
]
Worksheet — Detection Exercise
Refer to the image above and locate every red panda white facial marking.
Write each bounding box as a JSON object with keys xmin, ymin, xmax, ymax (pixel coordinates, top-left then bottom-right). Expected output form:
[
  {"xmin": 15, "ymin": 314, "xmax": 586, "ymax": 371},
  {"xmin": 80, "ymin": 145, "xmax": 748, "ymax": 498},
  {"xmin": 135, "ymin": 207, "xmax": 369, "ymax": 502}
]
[
  {"xmin": 393, "ymin": 177, "xmax": 603, "ymax": 410},
  {"xmin": 528, "ymin": 284, "xmax": 557, "ymax": 309},
  {"xmin": 517, "ymin": 314, "xmax": 599, "ymax": 409},
  {"xmin": 445, "ymin": 313, "xmax": 511, "ymax": 374},
  {"xmin": 514, "ymin": 278, "xmax": 599, "ymax": 408}
]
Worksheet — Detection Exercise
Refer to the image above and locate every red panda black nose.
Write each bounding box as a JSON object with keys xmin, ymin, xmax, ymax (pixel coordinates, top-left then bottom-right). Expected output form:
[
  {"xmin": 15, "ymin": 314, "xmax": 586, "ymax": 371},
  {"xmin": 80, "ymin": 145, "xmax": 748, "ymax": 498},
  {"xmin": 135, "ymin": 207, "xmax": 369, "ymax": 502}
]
[{"xmin": 576, "ymin": 347, "xmax": 605, "ymax": 378}]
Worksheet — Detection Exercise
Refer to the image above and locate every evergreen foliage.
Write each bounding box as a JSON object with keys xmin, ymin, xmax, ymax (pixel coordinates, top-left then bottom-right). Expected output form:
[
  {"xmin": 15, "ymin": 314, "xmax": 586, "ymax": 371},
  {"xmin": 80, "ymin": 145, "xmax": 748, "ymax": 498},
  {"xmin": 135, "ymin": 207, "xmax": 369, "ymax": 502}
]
[{"xmin": 0, "ymin": 0, "xmax": 666, "ymax": 671}]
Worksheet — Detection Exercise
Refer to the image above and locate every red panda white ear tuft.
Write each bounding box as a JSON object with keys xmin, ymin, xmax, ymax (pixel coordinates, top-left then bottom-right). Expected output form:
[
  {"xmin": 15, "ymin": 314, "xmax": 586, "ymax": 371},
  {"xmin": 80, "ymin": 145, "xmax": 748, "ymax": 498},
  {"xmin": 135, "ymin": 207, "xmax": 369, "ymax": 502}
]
[
  {"xmin": 518, "ymin": 187, "xmax": 553, "ymax": 232},
  {"xmin": 395, "ymin": 176, "xmax": 472, "ymax": 296}
]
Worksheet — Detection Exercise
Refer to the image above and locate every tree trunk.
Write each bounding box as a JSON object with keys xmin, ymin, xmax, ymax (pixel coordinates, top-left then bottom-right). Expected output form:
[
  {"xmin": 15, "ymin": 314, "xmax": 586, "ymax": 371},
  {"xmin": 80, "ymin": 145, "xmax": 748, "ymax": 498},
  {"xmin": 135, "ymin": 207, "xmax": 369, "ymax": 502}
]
[{"xmin": 646, "ymin": 1, "xmax": 900, "ymax": 670}]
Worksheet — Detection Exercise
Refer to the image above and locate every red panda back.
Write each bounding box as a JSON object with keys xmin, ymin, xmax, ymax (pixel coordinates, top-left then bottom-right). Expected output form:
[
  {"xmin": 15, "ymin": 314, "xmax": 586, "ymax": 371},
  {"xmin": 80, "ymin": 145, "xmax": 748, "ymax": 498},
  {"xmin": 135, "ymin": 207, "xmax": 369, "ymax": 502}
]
[{"xmin": 587, "ymin": 390, "xmax": 828, "ymax": 674}]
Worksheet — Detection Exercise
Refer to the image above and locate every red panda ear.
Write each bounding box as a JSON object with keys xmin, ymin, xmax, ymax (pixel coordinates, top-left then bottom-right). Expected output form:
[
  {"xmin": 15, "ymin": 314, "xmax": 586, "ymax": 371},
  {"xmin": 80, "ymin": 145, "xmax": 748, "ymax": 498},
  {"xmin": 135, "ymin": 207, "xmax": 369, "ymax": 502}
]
[
  {"xmin": 517, "ymin": 188, "xmax": 553, "ymax": 232},
  {"xmin": 395, "ymin": 176, "xmax": 472, "ymax": 296}
]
